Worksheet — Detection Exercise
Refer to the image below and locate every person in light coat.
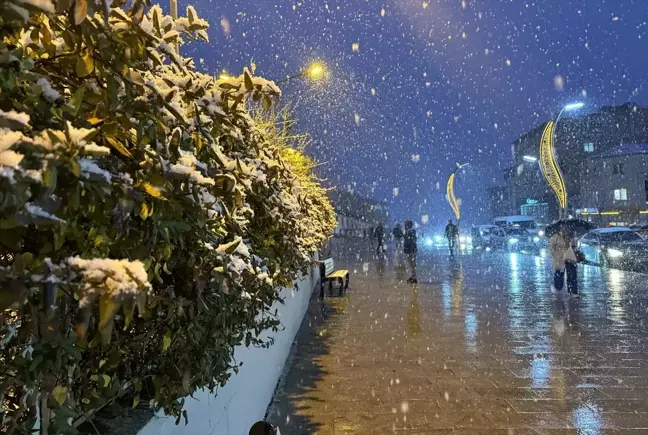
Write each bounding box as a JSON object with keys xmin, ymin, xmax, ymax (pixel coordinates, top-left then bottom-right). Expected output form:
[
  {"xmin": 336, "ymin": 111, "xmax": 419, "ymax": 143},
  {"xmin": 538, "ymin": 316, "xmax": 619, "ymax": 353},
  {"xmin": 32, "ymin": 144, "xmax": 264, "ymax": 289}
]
[{"xmin": 548, "ymin": 225, "xmax": 579, "ymax": 296}]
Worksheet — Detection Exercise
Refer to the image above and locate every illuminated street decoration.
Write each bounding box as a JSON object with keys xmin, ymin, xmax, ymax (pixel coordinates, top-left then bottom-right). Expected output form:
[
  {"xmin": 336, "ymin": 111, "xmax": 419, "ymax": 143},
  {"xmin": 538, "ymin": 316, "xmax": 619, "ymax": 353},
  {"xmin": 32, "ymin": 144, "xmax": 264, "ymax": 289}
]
[
  {"xmin": 447, "ymin": 173, "xmax": 460, "ymax": 220},
  {"xmin": 539, "ymin": 121, "xmax": 567, "ymax": 211},
  {"xmin": 446, "ymin": 163, "xmax": 468, "ymax": 221}
]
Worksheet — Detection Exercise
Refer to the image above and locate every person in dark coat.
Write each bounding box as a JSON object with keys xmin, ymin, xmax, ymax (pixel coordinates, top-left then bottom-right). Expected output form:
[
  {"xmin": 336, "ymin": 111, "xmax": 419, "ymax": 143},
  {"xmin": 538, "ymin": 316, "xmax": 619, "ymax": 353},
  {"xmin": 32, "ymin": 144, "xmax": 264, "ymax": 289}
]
[
  {"xmin": 393, "ymin": 223, "xmax": 404, "ymax": 251},
  {"xmin": 444, "ymin": 219, "xmax": 459, "ymax": 257},
  {"xmin": 403, "ymin": 220, "xmax": 418, "ymax": 283},
  {"xmin": 375, "ymin": 224, "xmax": 385, "ymax": 255}
]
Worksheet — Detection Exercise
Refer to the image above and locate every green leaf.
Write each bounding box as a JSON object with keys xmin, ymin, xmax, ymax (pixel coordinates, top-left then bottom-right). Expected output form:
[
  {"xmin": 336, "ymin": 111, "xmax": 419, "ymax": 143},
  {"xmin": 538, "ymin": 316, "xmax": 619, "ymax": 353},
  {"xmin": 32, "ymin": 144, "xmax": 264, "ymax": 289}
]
[
  {"xmin": 52, "ymin": 386, "xmax": 67, "ymax": 406},
  {"xmin": 43, "ymin": 166, "xmax": 57, "ymax": 189},
  {"xmin": 67, "ymin": 84, "xmax": 85, "ymax": 116},
  {"xmin": 69, "ymin": 159, "xmax": 81, "ymax": 177},
  {"xmin": 75, "ymin": 53, "xmax": 94, "ymax": 77},
  {"xmin": 139, "ymin": 203, "xmax": 149, "ymax": 220},
  {"xmin": 74, "ymin": 0, "xmax": 88, "ymax": 24},
  {"xmin": 244, "ymin": 69, "xmax": 254, "ymax": 91},
  {"xmin": 132, "ymin": 394, "xmax": 140, "ymax": 409},
  {"xmin": 100, "ymin": 374, "xmax": 111, "ymax": 388},
  {"xmin": 162, "ymin": 330, "xmax": 171, "ymax": 352},
  {"xmin": 142, "ymin": 183, "xmax": 164, "ymax": 199},
  {"xmin": 216, "ymin": 237, "xmax": 241, "ymax": 254},
  {"xmin": 105, "ymin": 137, "xmax": 133, "ymax": 158}
]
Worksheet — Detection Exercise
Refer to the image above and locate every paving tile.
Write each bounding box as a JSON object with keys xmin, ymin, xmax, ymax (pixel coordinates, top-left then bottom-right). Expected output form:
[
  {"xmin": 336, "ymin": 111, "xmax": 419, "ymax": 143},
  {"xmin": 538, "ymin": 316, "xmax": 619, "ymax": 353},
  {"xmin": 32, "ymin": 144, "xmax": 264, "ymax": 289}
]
[{"xmin": 267, "ymin": 240, "xmax": 648, "ymax": 434}]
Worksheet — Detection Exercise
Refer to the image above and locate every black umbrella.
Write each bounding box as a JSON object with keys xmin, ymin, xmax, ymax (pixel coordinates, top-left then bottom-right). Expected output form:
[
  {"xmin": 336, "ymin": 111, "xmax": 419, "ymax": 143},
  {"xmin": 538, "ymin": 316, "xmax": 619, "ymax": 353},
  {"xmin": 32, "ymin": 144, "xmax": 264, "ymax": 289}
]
[{"xmin": 544, "ymin": 219, "xmax": 596, "ymax": 238}]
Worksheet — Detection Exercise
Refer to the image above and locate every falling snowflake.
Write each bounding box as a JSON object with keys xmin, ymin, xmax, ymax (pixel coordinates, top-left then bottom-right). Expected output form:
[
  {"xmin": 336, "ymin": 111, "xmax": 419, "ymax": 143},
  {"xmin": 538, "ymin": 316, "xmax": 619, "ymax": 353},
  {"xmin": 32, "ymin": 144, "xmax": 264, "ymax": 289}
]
[
  {"xmin": 421, "ymin": 215, "xmax": 429, "ymax": 224},
  {"xmin": 354, "ymin": 112, "xmax": 360, "ymax": 125},
  {"xmin": 393, "ymin": 187, "xmax": 399, "ymax": 197},
  {"xmin": 554, "ymin": 75, "xmax": 565, "ymax": 91},
  {"xmin": 220, "ymin": 17, "xmax": 231, "ymax": 35},
  {"xmin": 411, "ymin": 154, "xmax": 420, "ymax": 162},
  {"xmin": 352, "ymin": 42, "xmax": 360, "ymax": 52}
]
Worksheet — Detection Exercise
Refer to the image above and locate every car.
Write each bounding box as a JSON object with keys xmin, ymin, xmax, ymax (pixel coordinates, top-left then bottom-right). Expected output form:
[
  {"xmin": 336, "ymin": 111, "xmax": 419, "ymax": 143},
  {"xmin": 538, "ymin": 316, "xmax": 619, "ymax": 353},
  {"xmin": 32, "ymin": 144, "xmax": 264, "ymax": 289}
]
[
  {"xmin": 491, "ymin": 227, "xmax": 540, "ymax": 251},
  {"xmin": 579, "ymin": 227, "xmax": 648, "ymax": 270},
  {"xmin": 471, "ymin": 225, "xmax": 498, "ymax": 249}
]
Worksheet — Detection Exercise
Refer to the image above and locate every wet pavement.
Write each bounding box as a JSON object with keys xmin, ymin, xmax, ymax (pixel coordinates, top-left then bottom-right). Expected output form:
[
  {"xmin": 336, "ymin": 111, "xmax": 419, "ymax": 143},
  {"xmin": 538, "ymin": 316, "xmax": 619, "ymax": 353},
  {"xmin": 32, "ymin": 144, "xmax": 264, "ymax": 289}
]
[{"xmin": 267, "ymin": 239, "xmax": 648, "ymax": 434}]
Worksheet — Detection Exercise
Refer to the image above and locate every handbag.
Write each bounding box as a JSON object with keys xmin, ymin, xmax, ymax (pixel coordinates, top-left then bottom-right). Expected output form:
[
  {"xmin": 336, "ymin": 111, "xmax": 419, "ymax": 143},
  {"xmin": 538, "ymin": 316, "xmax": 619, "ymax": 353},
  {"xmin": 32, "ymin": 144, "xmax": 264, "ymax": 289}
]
[{"xmin": 563, "ymin": 246, "xmax": 578, "ymax": 263}]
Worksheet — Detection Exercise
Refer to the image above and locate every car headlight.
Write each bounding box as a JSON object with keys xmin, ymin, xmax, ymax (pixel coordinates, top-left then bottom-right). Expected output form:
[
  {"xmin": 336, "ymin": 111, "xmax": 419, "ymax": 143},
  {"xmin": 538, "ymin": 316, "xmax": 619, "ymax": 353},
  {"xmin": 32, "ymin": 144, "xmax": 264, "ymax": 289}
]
[
  {"xmin": 459, "ymin": 235, "xmax": 466, "ymax": 243},
  {"xmin": 508, "ymin": 238, "xmax": 519, "ymax": 244},
  {"xmin": 434, "ymin": 235, "xmax": 443, "ymax": 242},
  {"xmin": 425, "ymin": 237, "xmax": 433, "ymax": 246},
  {"xmin": 607, "ymin": 248, "xmax": 623, "ymax": 258},
  {"xmin": 466, "ymin": 236, "xmax": 472, "ymax": 244},
  {"xmin": 533, "ymin": 236, "xmax": 540, "ymax": 243},
  {"xmin": 538, "ymin": 230, "xmax": 545, "ymax": 237}
]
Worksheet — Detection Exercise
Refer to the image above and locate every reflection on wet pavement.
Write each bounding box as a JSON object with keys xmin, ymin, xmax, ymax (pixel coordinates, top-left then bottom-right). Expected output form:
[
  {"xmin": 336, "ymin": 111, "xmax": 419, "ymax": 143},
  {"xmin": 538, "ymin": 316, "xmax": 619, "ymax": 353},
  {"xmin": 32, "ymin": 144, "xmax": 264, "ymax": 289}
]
[{"xmin": 267, "ymin": 239, "xmax": 648, "ymax": 434}]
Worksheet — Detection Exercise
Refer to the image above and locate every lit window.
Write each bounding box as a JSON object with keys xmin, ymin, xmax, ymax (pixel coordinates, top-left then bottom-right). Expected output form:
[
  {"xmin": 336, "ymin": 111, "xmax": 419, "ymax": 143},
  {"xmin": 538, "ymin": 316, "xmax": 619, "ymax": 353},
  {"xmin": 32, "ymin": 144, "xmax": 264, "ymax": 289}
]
[
  {"xmin": 583, "ymin": 143, "xmax": 594, "ymax": 152},
  {"xmin": 614, "ymin": 188, "xmax": 628, "ymax": 201}
]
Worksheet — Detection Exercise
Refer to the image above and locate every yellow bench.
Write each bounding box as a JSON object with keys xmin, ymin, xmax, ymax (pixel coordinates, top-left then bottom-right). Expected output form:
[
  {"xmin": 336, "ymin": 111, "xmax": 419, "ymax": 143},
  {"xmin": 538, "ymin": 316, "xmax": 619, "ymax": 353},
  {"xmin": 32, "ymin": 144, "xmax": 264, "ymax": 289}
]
[{"xmin": 319, "ymin": 258, "xmax": 349, "ymax": 297}]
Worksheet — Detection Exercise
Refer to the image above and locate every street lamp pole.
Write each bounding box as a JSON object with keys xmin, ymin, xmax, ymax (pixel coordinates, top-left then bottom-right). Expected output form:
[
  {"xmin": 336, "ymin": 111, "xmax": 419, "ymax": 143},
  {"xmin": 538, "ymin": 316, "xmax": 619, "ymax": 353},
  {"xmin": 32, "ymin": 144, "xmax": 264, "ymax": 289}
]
[
  {"xmin": 553, "ymin": 102, "xmax": 584, "ymax": 218},
  {"xmin": 541, "ymin": 102, "xmax": 584, "ymax": 220}
]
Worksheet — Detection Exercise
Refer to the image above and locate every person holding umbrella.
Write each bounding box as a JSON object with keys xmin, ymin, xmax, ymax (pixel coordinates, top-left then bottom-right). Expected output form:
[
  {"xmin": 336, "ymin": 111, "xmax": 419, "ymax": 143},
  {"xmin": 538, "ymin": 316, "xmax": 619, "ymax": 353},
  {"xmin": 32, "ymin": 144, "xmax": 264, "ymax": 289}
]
[{"xmin": 548, "ymin": 223, "xmax": 580, "ymax": 297}]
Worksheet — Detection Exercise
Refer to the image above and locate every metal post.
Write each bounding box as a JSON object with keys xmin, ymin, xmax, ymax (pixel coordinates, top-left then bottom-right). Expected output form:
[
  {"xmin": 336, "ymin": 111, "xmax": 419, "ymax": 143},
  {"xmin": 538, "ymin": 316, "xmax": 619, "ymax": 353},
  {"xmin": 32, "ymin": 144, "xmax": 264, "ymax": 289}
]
[{"xmin": 552, "ymin": 107, "xmax": 566, "ymax": 219}]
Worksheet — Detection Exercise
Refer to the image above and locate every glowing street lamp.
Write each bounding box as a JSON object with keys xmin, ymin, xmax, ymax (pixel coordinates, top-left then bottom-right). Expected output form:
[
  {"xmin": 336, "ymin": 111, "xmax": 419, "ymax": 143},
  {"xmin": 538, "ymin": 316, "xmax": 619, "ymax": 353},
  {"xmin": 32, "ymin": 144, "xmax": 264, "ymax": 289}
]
[
  {"xmin": 278, "ymin": 61, "xmax": 328, "ymax": 84},
  {"xmin": 306, "ymin": 62, "xmax": 325, "ymax": 80}
]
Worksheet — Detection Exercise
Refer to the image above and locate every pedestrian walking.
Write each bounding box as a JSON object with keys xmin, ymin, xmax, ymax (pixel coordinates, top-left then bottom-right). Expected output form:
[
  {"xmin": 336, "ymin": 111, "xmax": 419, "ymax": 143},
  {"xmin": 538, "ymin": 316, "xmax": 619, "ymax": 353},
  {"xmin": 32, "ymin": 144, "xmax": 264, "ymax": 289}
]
[
  {"xmin": 393, "ymin": 223, "xmax": 404, "ymax": 251},
  {"xmin": 375, "ymin": 224, "xmax": 385, "ymax": 256},
  {"xmin": 549, "ymin": 225, "xmax": 579, "ymax": 297},
  {"xmin": 445, "ymin": 219, "xmax": 459, "ymax": 257},
  {"xmin": 403, "ymin": 220, "xmax": 418, "ymax": 283}
]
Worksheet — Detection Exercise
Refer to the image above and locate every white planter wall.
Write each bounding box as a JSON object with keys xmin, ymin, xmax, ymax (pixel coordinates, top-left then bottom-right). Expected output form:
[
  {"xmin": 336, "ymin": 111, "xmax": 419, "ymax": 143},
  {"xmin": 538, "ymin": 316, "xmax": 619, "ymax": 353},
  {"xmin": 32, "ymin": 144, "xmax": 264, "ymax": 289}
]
[{"xmin": 138, "ymin": 264, "xmax": 317, "ymax": 435}]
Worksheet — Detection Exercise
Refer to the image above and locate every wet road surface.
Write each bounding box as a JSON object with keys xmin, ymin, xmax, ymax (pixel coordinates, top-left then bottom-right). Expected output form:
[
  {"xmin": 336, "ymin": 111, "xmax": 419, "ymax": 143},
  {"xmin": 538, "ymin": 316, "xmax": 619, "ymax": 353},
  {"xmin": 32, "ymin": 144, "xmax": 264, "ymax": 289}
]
[{"xmin": 267, "ymin": 239, "xmax": 648, "ymax": 434}]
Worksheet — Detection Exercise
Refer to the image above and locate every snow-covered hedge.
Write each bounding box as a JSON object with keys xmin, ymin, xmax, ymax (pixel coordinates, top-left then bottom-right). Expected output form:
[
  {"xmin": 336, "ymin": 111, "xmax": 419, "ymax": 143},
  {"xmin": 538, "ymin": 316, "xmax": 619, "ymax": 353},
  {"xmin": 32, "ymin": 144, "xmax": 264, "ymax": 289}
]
[{"xmin": 0, "ymin": 2, "xmax": 335, "ymax": 433}]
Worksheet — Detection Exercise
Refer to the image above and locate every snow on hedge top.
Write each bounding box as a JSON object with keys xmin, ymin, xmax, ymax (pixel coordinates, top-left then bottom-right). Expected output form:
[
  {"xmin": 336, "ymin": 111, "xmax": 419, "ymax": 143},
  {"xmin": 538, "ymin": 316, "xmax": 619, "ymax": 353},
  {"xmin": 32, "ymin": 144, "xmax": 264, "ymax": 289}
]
[{"xmin": 67, "ymin": 257, "xmax": 152, "ymax": 307}]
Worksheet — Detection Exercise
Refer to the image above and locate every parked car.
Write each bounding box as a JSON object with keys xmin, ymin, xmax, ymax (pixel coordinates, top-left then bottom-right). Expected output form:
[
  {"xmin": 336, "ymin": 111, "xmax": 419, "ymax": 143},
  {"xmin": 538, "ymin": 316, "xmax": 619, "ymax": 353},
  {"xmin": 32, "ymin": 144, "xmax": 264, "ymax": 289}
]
[
  {"xmin": 471, "ymin": 225, "xmax": 498, "ymax": 249},
  {"xmin": 497, "ymin": 227, "xmax": 541, "ymax": 251},
  {"xmin": 633, "ymin": 225, "xmax": 648, "ymax": 239},
  {"xmin": 579, "ymin": 227, "xmax": 648, "ymax": 270}
]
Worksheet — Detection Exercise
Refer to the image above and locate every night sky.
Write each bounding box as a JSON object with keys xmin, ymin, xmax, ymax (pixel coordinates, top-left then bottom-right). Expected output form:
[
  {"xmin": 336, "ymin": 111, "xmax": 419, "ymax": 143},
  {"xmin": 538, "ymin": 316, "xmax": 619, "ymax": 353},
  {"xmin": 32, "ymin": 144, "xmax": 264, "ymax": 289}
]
[{"xmin": 180, "ymin": 0, "xmax": 648, "ymax": 230}]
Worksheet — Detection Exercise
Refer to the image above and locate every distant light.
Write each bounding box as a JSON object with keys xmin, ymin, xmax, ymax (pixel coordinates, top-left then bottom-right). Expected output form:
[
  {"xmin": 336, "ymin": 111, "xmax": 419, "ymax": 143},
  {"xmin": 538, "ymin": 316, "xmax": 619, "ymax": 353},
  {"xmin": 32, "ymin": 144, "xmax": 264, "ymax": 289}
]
[
  {"xmin": 533, "ymin": 236, "xmax": 540, "ymax": 243},
  {"xmin": 459, "ymin": 235, "xmax": 466, "ymax": 243},
  {"xmin": 508, "ymin": 238, "xmax": 519, "ymax": 244},
  {"xmin": 219, "ymin": 71, "xmax": 231, "ymax": 80},
  {"xmin": 538, "ymin": 230, "xmax": 545, "ymax": 237},
  {"xmin": 466, "ymin": 236, "xmax": 472, "ymax": 244},
  {"xmin": 564, "ymin": 102, "xmax": 584, "ymax": 111},
  {"xmin": 434, "ymin": 235, "xmax": 443, "ymax": 242},
  {"xmin": 523, "ymin": 155, "xmax": 538, "ymax": 163},
  {"xmin": 608, "ymin": 248, "xmax": 624, "ymax": 258},
  {"xmin": 425, "ymin": 237, "xmax": 433, "ymax": 246},
  {"xmin": 486, "ymin": 247, "xmax": 492, "ymax": 252}
]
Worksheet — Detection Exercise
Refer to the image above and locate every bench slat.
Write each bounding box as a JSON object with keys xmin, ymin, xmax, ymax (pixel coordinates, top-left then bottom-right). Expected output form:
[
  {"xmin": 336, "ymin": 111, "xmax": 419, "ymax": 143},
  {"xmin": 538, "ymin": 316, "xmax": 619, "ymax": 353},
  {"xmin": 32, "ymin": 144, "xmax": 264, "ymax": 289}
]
[{"xmin": 327, "ymin": 270, "xmax": 349, "ymax": 279}]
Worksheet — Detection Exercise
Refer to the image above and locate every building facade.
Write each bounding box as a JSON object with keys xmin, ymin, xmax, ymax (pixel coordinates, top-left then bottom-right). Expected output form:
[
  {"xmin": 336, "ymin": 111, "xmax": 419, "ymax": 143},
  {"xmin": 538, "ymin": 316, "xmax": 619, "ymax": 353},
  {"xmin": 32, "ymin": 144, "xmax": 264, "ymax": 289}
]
[
  {"xmin": 491, "ymin": 103, "xmax": 648, "ymax": 223},
  {"xmin": 328, "ymin": 191, "xmax": 388, "ymax": 237},
  {"xmin": 579, "ymin": 144, "xmax": 648, "ymax": 226}
]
